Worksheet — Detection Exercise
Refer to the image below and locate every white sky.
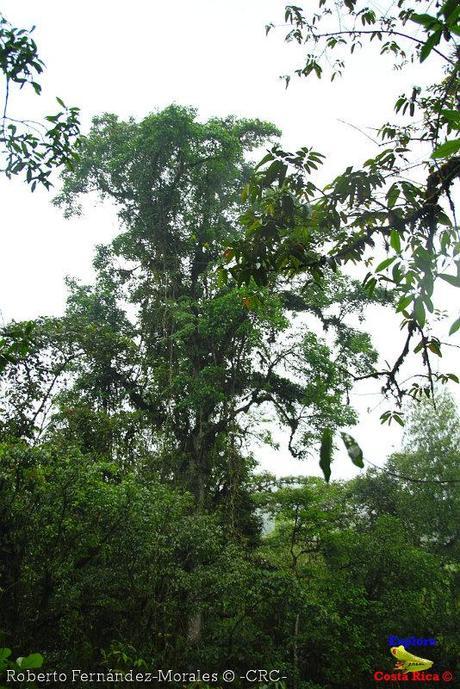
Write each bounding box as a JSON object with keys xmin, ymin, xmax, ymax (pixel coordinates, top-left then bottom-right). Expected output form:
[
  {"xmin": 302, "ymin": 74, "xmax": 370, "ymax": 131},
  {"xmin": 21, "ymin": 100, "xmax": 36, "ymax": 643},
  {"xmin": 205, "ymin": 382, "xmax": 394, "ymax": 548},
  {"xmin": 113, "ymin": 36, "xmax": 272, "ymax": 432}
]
[{"xmin": 0, "ymin": 0, "xmax": 458, "ymax": 480}]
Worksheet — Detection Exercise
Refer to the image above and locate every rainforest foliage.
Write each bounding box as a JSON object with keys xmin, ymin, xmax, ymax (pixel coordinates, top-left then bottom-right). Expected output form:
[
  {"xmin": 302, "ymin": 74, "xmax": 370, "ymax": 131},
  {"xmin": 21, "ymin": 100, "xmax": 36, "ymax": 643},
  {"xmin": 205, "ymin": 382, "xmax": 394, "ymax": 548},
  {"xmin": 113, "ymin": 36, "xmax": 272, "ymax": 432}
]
[
  {"xmin": 226, "ymin": 0, "xmax": 460, "ymax": 420},
  {"xmin": 0, "ymin": 8, "xmax": 80, "ymax": 375},
  {"xmin": 0, "ymin": 104, "xmax": 458, "ymax": 689},
  {"xmin": 0, "ymin": 1, "xmax": 459, "ymax": 687},
  {"xmin": 0, "ymin": 10, "xmax": 80, "ymax": 190}
]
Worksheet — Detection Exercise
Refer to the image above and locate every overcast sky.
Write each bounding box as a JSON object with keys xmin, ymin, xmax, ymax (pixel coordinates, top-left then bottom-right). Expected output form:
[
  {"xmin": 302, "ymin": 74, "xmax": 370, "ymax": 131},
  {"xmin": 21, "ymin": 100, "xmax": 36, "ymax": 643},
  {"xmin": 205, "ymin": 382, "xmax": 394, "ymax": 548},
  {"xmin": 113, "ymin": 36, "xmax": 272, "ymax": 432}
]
[{"xmin": 0, "ymin": 1, "xmax": 457, "ymax": 479}]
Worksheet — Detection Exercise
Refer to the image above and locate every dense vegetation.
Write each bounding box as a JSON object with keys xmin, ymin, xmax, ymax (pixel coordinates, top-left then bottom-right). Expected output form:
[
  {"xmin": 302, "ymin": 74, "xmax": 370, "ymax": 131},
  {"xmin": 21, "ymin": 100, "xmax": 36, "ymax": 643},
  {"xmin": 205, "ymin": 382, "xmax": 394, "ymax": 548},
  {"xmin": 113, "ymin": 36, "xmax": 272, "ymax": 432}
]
[
  {"xmin": 228, "ymin": 0, "xmax": 460, "ymax": 424},
  {"xmin": 0, "ymin": 371, "xmax": 458, "ymax": 687},
  {"xmin": 0, "ymin": 1, "xmax": 459, "ymax": 688},
  {"xmin": 0, "ymin": 104, "xmax": 458, "ymax": 689}
]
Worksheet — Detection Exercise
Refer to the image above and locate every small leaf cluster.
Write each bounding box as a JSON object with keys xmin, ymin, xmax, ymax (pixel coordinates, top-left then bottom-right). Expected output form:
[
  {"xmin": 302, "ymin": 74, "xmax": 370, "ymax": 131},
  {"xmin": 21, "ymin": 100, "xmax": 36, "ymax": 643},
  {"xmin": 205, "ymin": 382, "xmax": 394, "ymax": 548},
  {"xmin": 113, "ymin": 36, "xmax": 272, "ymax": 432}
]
[{"xmin": 0, "ymin": 12, "xmax": 81, "ymax": 190}]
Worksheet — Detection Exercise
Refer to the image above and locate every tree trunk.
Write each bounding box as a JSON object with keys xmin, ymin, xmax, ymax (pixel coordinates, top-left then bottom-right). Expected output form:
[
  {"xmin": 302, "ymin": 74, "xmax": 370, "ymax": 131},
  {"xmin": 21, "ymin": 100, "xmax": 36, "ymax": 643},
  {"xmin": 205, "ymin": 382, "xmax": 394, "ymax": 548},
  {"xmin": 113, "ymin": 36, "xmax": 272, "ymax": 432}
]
[
  {"xmin": 187, "ymin": 609, "xmax": 203, "ymax": 645},
  {"xmin": 293, "ymin": 612, "xmax": 300, "ymax": 689}
]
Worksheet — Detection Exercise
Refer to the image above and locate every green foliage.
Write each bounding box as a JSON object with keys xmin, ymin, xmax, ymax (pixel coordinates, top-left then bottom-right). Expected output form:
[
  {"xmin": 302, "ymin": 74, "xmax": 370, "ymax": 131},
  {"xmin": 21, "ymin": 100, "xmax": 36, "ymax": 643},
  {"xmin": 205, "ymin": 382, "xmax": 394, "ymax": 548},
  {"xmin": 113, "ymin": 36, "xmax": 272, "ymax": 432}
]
[
  {"xmin": 0, "ymin": 439, "xmax": 234, "ymax": 668},
  {"xmin": 319, "ymin": 427, "xmax": 333, "ymax": 481},
  {"xmin": 385, "ymin": 391, "xmax": 459, "ymax": 558},
  {"xmin": 226, "ymin": 0, "xmax": 460, "ymax": 418},
  {"xmin": 0, "ymin": 401, "xmax": 457, "ymax": 687},
  {"xmin": 0, "ymin": 321, "xmax": 34, "ymax": 373},
  {"xmin": 0, "ymin": 43, "xmax": 457, "ymax": 685},
  {"xmin": 0, "ymin": 10, "xmax": 81, "ymax": 375},
  {"xmin": 0, "ymin": 647, "xmax": 43, "ymax": 689},
  {"xmin": 0, "ymin": 12, "xmax": 80, "ymax": 190},
  {"xmin": 5, "ymin": 104, "xmax": 373, "ymax": 481},
  {"xmin": 255, "ymin": 467, "xmax": 457, "ymax": 688}
]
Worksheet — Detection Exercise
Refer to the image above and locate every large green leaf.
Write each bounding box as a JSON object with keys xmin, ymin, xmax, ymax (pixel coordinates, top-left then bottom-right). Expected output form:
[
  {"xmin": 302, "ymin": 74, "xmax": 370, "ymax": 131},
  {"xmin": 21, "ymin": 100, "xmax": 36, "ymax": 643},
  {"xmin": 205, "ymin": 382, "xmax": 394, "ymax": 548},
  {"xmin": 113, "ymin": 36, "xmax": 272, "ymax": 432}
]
[
  {"xmin": 375, "ymin": 256, "xmax": 396, "ymax": 272},
  {"xmin": 16, "ymin": 653, "xmax": 44, "ymax": 669},
  {"xmin": 442, "ymin": 110, "xmax": 460, "ymax": 129},
  {"xmin": 390, "ymin": 229, "xmax": 401, "ymax": 253},
  {"xmin": 439, "ymin": 273, "xmax": 460, "ymax": 288},
  {"xmin": 410, "ymin": 12, "xmax": 439, "ymax": 29},
  {"xmin": 432, "ymin": 138, "xmax": 460, "ymax": 159},
  {"xmin": 414, "ymin": 297, "xmax": 426, "ymax": 327},
  {"xmin": 449, "ymin": 317, "xmax": 460, "ymax": 335},
  {"xmin": 341, "ymin": 432, "xmax": 364, "ymax": 468},
  {"xmin": 419, "ymin": 28, "xmax": 442, "ymax": 62},
  {"xmin": 319, "ymin": 427, "xmax": 333, "ymax": 482}
]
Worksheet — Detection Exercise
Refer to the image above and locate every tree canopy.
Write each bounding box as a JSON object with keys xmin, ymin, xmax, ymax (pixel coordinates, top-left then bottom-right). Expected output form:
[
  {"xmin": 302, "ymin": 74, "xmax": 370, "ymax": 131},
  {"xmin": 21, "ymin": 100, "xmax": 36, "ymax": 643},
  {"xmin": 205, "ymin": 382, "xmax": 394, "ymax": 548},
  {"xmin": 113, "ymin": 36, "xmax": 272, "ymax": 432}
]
[
  {"xmin": 0, "ymin": 394, "xmax": 457, "ymax": 688},
  {"xmin": 0, "ymin": 105, "xmax": 379, "ymax": 486},
  {"xmin": 0, "ymin": 4, "xmax": 458, "ymax": 688},
  {"xmin": 225, "ymin": 0, "xmax": 460, "ymax": 423}
]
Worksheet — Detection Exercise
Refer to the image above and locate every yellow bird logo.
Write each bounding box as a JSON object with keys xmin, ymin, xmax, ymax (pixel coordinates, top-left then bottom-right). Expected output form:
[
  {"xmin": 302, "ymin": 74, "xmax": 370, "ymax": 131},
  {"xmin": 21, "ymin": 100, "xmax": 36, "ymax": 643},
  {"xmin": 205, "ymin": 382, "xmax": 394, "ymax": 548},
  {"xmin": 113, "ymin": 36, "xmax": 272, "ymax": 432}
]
[{"xmin": 390, "ymin": 645, "xmax": 434, "ymax": 672}]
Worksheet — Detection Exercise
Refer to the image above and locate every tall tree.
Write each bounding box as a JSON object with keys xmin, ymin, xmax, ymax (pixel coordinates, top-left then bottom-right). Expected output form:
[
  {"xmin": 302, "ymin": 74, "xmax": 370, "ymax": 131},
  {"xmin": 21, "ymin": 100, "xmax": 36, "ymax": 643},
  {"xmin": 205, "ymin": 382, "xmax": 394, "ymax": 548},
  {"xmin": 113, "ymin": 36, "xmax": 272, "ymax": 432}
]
[
  {"xmin": 2, "ymin": 106, "xmax": 377, "ymax": 498},
  {"xmin": 353, "ymin": 391, "xmax": 460, "ymax": 558},
  {"xmin": 0, "ymin": 104, "xmax": 380, "ymax": 650}
]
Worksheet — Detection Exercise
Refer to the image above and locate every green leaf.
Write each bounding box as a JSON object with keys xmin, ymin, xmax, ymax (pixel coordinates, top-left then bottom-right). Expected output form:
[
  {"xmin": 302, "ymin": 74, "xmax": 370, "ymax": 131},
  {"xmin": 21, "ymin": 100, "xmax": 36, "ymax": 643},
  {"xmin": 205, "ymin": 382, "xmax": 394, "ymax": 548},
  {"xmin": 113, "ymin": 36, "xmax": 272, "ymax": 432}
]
[
  {"xmin": 319, "ymin": 427, "xmax": 333, "ymax": 482},
  {"xmin": 410, "ymin": 13, "xmax": 438, "ymax": 29},
  {"xmin": 431, "ymin": 138, "xmax": 460, "ymax": 159},
  {"xmin": 364, "ymin": 276, "xmax": 377, "ymax": 296},
  {"xmin": 0, "ymin": 649, "xmax": 12, "ymax": 662},
  {"xmin": 437, "ymin": 211, "xmax": 452, "ymax": 226},
  {"xmin": 439, "ymin": 273, "xmax": 460, "ymax": 288},
  {"xmin": 441, "ymin": 0, "xmax": 459, "ymax": 22},
  {"xmin": 216, "ymin": 268, "xmax": 228, "ymax": 288},
  {"xmin": 419, "ymin": 28, "xmax": 442, "ymax": 62},
  {"xmin": 341, "ymin": 432, "xmax": 364, "ymax": 468},
  {"xmin": 16, "ymin": 653, "xmax": 43, "ymax": 669},
  {"xmin": 427, "ymin": 339, "xmax": 442, "ymax": 357},
  {"xmin": 262, "ymin": 160, "xmax": 286, "ymax": 187},
  {"xmin": 442, "ymin": 109, "xmax": 460, "ymax": 129},
  {"xmin": 414, "ymin": 297, "xmax": 426, "ymax": 327},
  {"xmin": 375, "ymin": 256, "xmax": 396, "ymax": 272},
  {"xmin": 255, "ymin": 152, "xmax": 274, "ymax": 170},
  {"xmin": 386, "ymin": 183, "xmax": 400, "ymax": 208},
  {"xmin": 396, "ymin": 294, "xmax": 413, "ymax": 312},
  {"xmin": 390, "ymin": 229, "xmax": 401, "ymax": 253},
  {"xmin": 449, "ymin": 317, "xmax": 460, "ymax": 335}
]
